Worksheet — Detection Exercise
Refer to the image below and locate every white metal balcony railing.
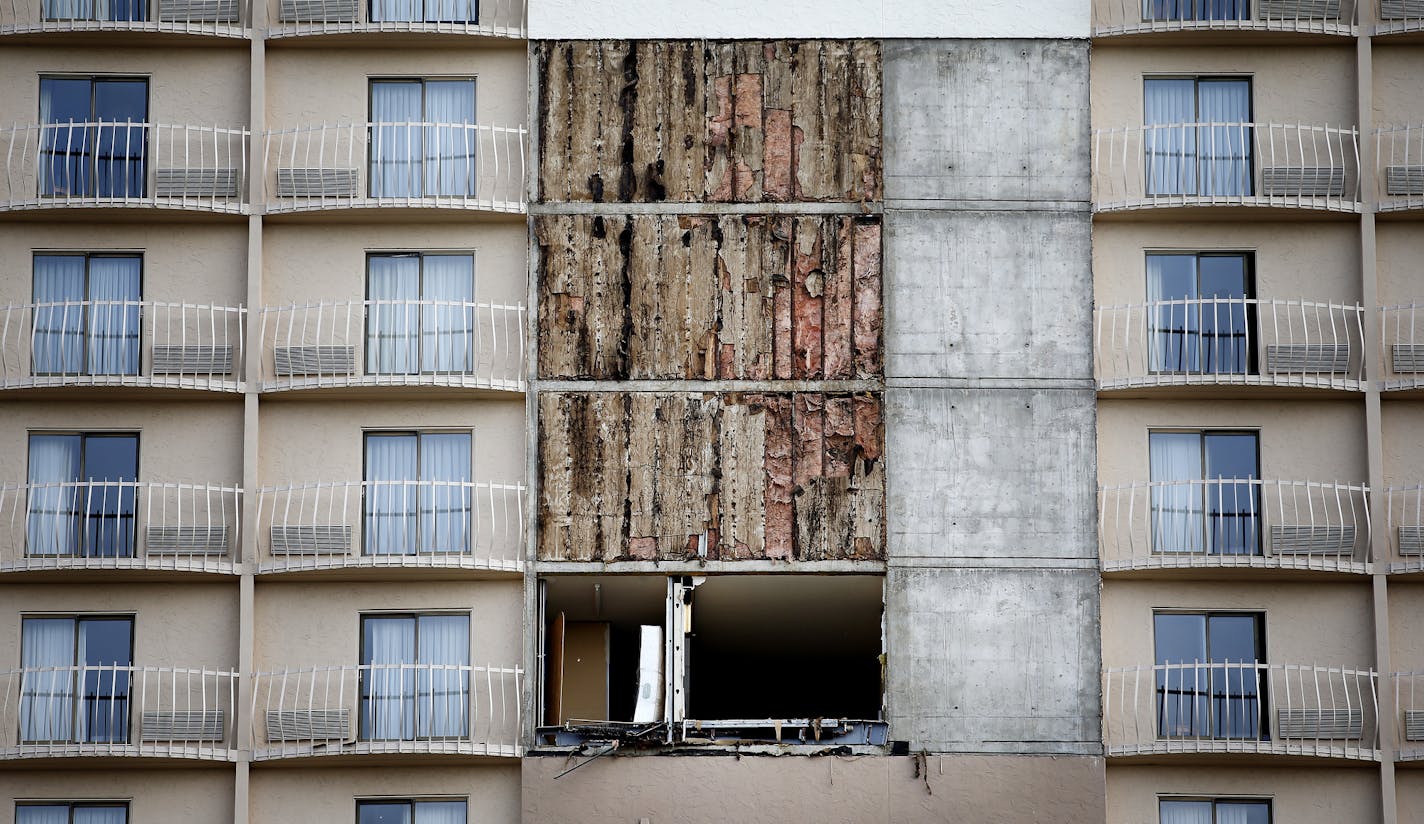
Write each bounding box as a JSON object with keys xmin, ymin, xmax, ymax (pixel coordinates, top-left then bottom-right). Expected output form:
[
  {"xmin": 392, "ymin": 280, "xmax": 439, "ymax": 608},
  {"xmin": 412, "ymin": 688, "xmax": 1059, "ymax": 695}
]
[
  {"xmin": 1394, "ymin": 672, "xmax": 1424, "ymax": 758},
  {"xmin": 1093, "ymin": 0, "xmax": 1356, "ymax": 36},
  {"xmin": 1380, "ymin": 486, "xmax": 1424, "ymax": 571},
  {"xmin": 0, "ymin": 0, "xmax": 250, "ymax": 35},
  {"xmin": 1099, "ymin": 479, "xmax": 1371, "ymax": 572},
  {"xmin": 1105, "ymin": 662, "xmax": 1380, "ymax": 759},
  {"xmin": 1377, "ymin": 0, "xmax": 1424, "ymax": 33},
  {"xmin": 255, "ymin": 480, "xmax": 524, "ymax": 572},
  {"xmin": 1093, "ymin": 122, "xmax": 1362, "ymax": 212},
  {"xmin": 0, "ymin": 122, "xmax": 249, "ymax": 213},
  {"xmin": 0, "ymin": 481, "xmax": 241, "ymax": 573},
  {"xmin": 1095, "ymin": 298, "xmax": 1366, "ymax": 391},
  {"xmin": 250, "ymin": 663, "xmax": 522, "ymax": 759},
  {"xmin": 257, "ymin": 300, "xmax": 525, "ymax": 391},
  {"xmin": 0, "ymin": 665, "xmax": 238, "ymax": 760},
  {"xmin": 262, "ymin": 123, "xmax": 526, "ymax": 213},
  {"xmin": 0, "ymin": 300, "xmax": 245, "ymax": 392},
  {"xmin": 1376, "ymin": 126, "xmax": 1424, "ymax": 212},
  {"xmin": 1379, "ymin": 305, "xmax": 1424, "ymax": 390},
  {"xmin": 267, "ymin": 0, "xmax": 523, "ymax": 37}
]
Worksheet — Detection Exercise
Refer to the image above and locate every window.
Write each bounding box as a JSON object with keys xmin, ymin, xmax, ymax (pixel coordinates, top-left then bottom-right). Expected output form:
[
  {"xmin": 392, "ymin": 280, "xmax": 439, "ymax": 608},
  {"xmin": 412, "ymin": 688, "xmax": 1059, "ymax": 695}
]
[
  {"xmin": 369, "ymin": 79, "xmax": 476, "ymax": 198},
  {"xmin": 1149, "ymin": 430, "xmax": 1259, "ymax": 556},
  {"xmin": 20, "ymin": 616, "xmax": 134, "ymax": 744},
  {"xmin": 364, "ymin": 431, "xmax": 471, "ymax": 555},
  {"xmin": 369, "ymin": 0, "xmax": 476, "ymax": 25},
  {"xmin": 1161, "ymin": 798, "xmax": 1270, "ymax": 824},
  {"xmin": 40, "ymin": 77, "xmax": 149, "ymax": 199},
  {"xmin": 1155, "ymin": 612, "xmax": 1265, "ymax": 740},
  {"xmin": 357, "ymin": 800, "xmax": 466, "ymax": 824},
  {"xmin": 43, "ymin": 0, "xmax": 146, "ymax": 23},
  {"xmin": 1148, "ymin": 253, "xmax": 1254, "ymax": 376},
  {"xmin": 27, "ymin": 433, "xmax": 139, "ymax": 558},
  {"xmin": 1144, "ymin": 77, "xmax": 1252, "ymax": 197},
  {"xmin": 1143, "ymin": 0, "xmax": 1248, "ymax": 24},
  {"xmin": 17, "ymin": 803, "xmax": 129, "ymax": 824},
  {"xmin": 366, "ymin": 253, "xmax": 475, "ymax": 375},
  {"xmin": 359, "ymin": 614, "xmax": 470, "ymax": 741},
  {"xmin": 32, "ymin": 254, "xmax": 142, "ymax": 377}
]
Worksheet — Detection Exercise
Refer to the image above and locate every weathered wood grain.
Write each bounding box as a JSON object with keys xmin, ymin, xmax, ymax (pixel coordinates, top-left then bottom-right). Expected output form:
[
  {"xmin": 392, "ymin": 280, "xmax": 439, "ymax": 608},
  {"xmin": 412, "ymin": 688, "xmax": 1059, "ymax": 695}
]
[{"xmin": 538, "ymin": 392, "xmax": 885, "ymax": 562}]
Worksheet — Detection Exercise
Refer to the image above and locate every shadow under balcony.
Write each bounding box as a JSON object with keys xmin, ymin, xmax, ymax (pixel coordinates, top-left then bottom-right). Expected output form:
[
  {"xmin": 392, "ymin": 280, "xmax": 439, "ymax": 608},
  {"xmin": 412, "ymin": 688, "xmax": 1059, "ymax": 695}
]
[
  {"xmin": 0, "ymin": 0, "xmax": 251, "ymax": 41},
  {"xmin": 1093, "ymin": 0, "xmax": 1357, "ymax": 40},
  {"xmin": 264, "ymin": 0, "xmax": 523, "ymax": 42},
  {"xmin": 0, "ymin": 481, "xmax": 240, "ymax": 579},
  {"xmin": 1095, "ymin": 298, "xmax": 1366, "ymax": 397},
  {"xmin": 1104, "ymin": 662, "xmax": 1381, "ymax": 763},
  {"xmin": 1092, "ymin": 123, "xmax": 1362, "ymax": 218},
  {"xmin": 250, "ymin": 663, "xmax": 523, "ymax": 762},
  {"xmin": 255, "ymin": 479, "xmax": 524, "ymax": 578},
  {"xmin": 1099, "ymin": 478, "xmax": 1372, "ymax": 577},
  {"xmin": 0, "ymin": 301, "xmax": 245, "ymax": 397},
  {"xmin": 0, "ymin": 665, "xmax": 239, "ymax": 764},
  {"xmin": 0, "ymin": 123, "xmax": 249, "ymax": 218},
  {"xmin": 261, "ymin": 123, "xmax": 526, "ymax": 220}
]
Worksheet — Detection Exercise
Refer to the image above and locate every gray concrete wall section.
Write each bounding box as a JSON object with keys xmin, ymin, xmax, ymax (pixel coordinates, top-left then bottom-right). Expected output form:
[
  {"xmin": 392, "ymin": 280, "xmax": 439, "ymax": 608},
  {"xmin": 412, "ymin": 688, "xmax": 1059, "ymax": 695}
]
[{"xmin": 881, "ymin": 39, "xmax": 1100, "ymax": 755}]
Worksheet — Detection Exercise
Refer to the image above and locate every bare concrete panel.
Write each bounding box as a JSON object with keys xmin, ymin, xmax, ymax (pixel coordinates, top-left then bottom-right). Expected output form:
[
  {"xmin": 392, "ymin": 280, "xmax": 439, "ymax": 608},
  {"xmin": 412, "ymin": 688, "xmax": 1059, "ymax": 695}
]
[
  {"xmin": 884, "ymin": 566, "xmax": 1101, "ymax": 754},
  {"xmin": 884, "ymin": 209, "xmax": 1093, "ymax": 381},
  {"xmin": 886, "ymin": 387, "xmax": 1097, "ymax": 562},
  {"xmin": 522, "ymin": 753, "xmax": 1106, "ymax": 824},
  {"xmin": 883, "ymin": 40, "xmax": 1090, "ymax": 204}
]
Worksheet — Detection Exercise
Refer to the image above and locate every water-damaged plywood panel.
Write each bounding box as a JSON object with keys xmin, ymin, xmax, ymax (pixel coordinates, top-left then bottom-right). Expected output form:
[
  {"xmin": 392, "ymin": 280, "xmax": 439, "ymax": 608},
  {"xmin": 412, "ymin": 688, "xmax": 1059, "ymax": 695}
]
[
  {"xmin": 536, "ymin": 40, "xmax": 882, "ymax": 203},
  {"xmin": 537, "ymin": 214, "xmax": 882, "ymax": 380},
  {"xmin": 538, "ymin": 392, "xmax": 885, "ymax": 562}
]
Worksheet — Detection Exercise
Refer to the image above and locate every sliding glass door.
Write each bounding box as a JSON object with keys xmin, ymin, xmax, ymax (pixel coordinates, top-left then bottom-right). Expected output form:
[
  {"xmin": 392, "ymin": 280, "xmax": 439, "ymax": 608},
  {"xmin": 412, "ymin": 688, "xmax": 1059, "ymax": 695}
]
[
  {"xmin": 359, "ymin": 614, "xmax": 470, "ymax": 740},
  {"xmin": 32, "ymin": 254, "xmax": 142, "ymax": 377},
  {"xmin": 1144, "ymin": 77, "xmax": 1252, "ymax": 197},
  {"xmin": 27, "ymin": 433, "xmax": 139, "ymax": 558},
  {"xmin": 1155, "ymin": 612, "xmax": 1265, "ymax": 740},
  {"xmin": 366, "ymin": 253, "xmax": 475, "ymax": 375},
  {"xmin": 1147, "ymin": 253, "xmax": 1254, "ymax": 376},
  {"xmin": 40, "ymin": 77, "xmax": 149, "ymax": 199},
  {"xmin": 20, "ymin": 616, "xmax": 134, "ymax": 744},
  {"xmin": 1150, "ymin": 431, "xmax": 1259, "ymax": 556},
  {"xmin": 369, "ymin": 80, "xmax": 476, "ymax": 198},
  {"xmin": 364, "ymin": 432, "xmax": 472, "ymax": 555}
]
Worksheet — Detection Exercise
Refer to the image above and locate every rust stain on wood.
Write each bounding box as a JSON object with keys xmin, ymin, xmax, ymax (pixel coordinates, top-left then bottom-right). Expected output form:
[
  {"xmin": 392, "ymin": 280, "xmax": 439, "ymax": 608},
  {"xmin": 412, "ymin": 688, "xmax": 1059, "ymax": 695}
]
[
  {"xmin": 537, "ymin": 214, "xmax": 882, "ymax": 381},
  {"xmin": 536, "ymin": 40, "xmax": 882, "ymax": 204},
  {"xmin": 538, "ymin": 392, "xmax": 885, "ymax": 562}
]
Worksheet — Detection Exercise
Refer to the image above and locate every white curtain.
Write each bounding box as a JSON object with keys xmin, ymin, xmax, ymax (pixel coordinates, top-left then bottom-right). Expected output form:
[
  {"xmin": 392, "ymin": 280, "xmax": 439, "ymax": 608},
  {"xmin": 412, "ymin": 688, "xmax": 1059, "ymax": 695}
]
[
  {"xmin": 423, "ymin": 81, "xmax": 476, "ymax": 197},
  {"xmin": 20, "ymin": 618, "xmax": 75, "ymax": 742},
  {"xmin": 419, "ymin": 433, "xmax": 471, "ymax": 554},
  {"xmin": 74, "ymin": 808, "xmax": 128, "ymax": 824},
  {"xmin": 362, "ymin": 617, "xmax": 416, "ymax": 740},
  {"xmin": 370, "ymin": 0, "xmax": 471, "ymax": 23},
  {"xmin": 33, "ymin": 255, "xmax": 87, "ymax": 376},
  {"xmin": 27, "ymin": 434, "xmax": 83, "ymax": 557},
  {"xmin": 370, "ymin": 83, "xmax": 423, "ymax": 198},
  {"xmin": 1197, "ymin": 80, "xmax": 1252, "ymax": 196},
  {"xmin": 1144, "ymin": 79, "xmax": 1197, "ymax": 196},
  {"xmin": 1150, "ymin": 433, "xmax": 1204, "ymax": 553},
  {"xmin": 1160, "ymin": 801, "xmax": 1213, "ymax": 824},
  {"xmin": 367, "ymin": 255, "xmax": 421, "ymax": 374},
  {"xmin": 415, "ymin": 801, "xmax": 467, "ymax": 824},
  {"xmin": 1215, "ymin": 803, "xmax": 1268, "ymax": 824},
  {"xmin": 417, "ymin": 615, "xmax": 469, "ymax": 737},
  {"xmin": 365, "ymin": 434, "xmax": 419, "ymax": 555},
  {"xmin": 1147, "ymin": 254, "xmax": 1198, "ymax": 373},
  {"xmin": 86, "ymin": 257, "xmax": 141, "ymax": 376},
  {"xmin": 17, "ymin": 808, "xmax": 71, "ymax": 824},
  {"xmin": 421, "ymin": 255, "xmax": 474, "ymax": 374}
]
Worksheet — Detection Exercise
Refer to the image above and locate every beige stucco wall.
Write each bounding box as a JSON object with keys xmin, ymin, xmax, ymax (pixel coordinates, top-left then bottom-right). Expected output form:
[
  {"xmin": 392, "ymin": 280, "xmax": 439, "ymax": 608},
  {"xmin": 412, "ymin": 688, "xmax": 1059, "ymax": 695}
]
[
  {"xmin": 1096, "ymin": 399, "xmax": 1367, "ymax": 487},
  {"xmin": 253, "ymin": 579, "xmax": 521, "ymax": 667},
  {"xmin": 522, "ymin": 754, "xmax": 1107, "ymax": 824},
  {"xmin": 261, "ymin": 222, "xmax": 525, "ymax": 307},
  {"xmin": 1374, "ymin": 45, "xmax": 1424, "ymax": 125},
  {"xmin": 0, "ymin": 223, "xmax": 248, "ymax": 307},
  {"xmin": 0, "ymin": 47, "xmax": 250, "ymax": 126},
  {"xmin": 0, "ymin": 399, "xmax": 243, "ymax": 485},
  {"xmin": 1107, "ymin": 764, "xmax": 1379, "ymax": 824},
  {"xmin": 1091, "ymin": 45, "xmax": 1358, "ymax": 129},
  {"xmin": 0, "ymin": 581, "xmax": 239, "ymax": 667},
  {"xmin": 265, "ymin": 47, "xmax": 526, "ymax": 128},
  {"xmin": 1092, "ymin": 222, "xmax": 1361, "ymax": 307},
  {"xmin": 1381, "ymin": 402, "xmax": 1424, "ymax": 487},
  {"xmin": 1388, "ymin": 581, "xmax": 1424, "ymax": 672},
  {"xmin": 1397, "ymin": 769, "xmax": 1424, "ymax": 824},
  {"xmin": 1377, "ymin": 223, "xmax": 1424, "ymax": 307},
  {"xmin": 257, "ymin": 397, "xmax": 524, "ymax": 486},
  {"xmin": 1100, "ymin": 579, "xmax": 1374, "ymax": 668},
  {"xmin": 250, "ymin": 764, "xmax": 519, "ymax": 824},
  {"xmin": 0, "ymin": 768, "xmax": 234, "ymax": 824}
]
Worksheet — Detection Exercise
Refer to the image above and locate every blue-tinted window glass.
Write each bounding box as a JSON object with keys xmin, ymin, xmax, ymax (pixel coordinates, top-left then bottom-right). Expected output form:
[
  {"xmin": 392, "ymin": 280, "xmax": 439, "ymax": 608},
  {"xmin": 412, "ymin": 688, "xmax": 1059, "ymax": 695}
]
[
  {"xmin": 39, "ymin": 78, "xmax": 148, "ymax": 198},
  {"xmin": 77, "ymin": 618, "xmax": 132, "ymax": 743}
]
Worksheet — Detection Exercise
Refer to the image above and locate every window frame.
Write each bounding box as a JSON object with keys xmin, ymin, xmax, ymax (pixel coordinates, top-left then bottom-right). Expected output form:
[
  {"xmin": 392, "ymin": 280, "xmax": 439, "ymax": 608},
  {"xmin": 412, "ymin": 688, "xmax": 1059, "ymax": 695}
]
[
  {"xmin": 16, "ymin": 801, "xmax": 131, "ymax": 824},
  {"xmin": 1159, "ymin": 796, "xmax": 1273, "ymax": 824},
  {"xmin": 363, "ymin": 251, "xmax": 477, "ymax": 376},
  {"xmin": 1144, "ymin": 250, "xmax": 1257, "ymax": 376},
  {"xmin": 18, "ymin": 613, "xmax": 137, "ymax": 745},
  {"xmin": 356, "ymin": 611, "xmax": 473, "ymax": 742},
  {"xmin": 30, "ymin": 252, "xmax": 145, "ymax": 378},
  {"xmin": 1147, "ymin": 428, "xmax": 1262, "ymax": 556},
  {"xmin": 354, "ymin": 797, "xmax": 469, "ymax": 824},
  {"xmin": 37, "ymin": 75, "xmax": 151, "ymax": 200},
  {"xmin": 1152, "ymin": 609, "xmax": 1269, "ymax": 741},
  {"xmin": 1141, "ymin": 75, "xmax": 1255, "ymax": 198},
  {"xmin": 25, "ymin": 431, "xmax": 141, "ymax": 559}
]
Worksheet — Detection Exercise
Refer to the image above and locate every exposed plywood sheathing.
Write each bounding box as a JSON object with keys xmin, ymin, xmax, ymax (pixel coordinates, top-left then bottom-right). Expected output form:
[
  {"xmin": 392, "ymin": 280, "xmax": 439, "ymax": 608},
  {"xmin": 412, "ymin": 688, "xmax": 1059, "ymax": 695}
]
[
  {"xmin": 538, "ymin": 392, "xmax": 884, "ymax": 562},
  {"xmin": 537, "ymin": 214, "xmax": 882, "ymax": 380},
  {"xmin": 536, "ymin": 40, "xmax": 882, "ymax": 203}
]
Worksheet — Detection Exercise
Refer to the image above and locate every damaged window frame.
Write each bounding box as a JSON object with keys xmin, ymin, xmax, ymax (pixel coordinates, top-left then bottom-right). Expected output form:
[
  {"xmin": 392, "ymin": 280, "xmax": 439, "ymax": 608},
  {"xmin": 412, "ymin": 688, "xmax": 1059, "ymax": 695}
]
[{"xmin": 535, "ymin": 574, "xmax": 888, "ymax": 752}]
